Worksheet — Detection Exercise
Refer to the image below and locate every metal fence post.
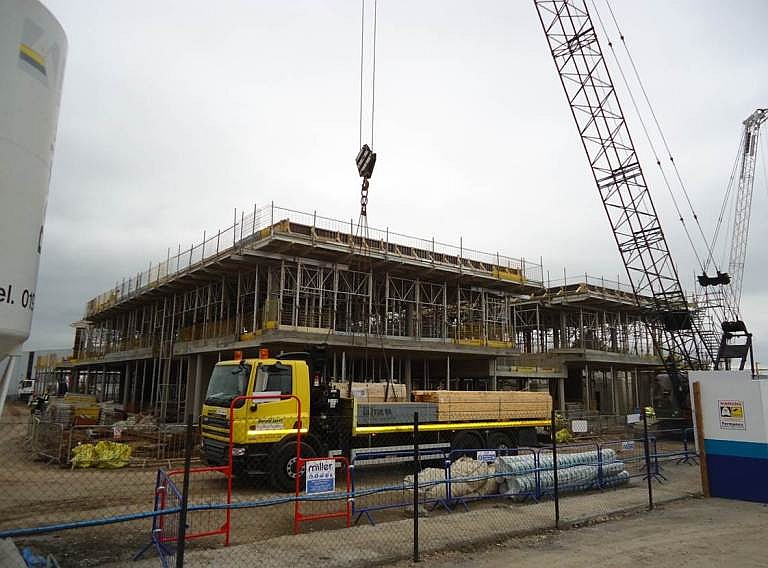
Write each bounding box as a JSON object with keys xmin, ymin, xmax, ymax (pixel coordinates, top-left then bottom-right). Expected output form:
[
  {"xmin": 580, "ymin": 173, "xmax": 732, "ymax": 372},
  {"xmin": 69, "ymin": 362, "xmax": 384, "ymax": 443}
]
[
  {"xmin": 413, "ymin": 411, "xmax": 420, "ymax": 563},
  {"xmin": 551, "ymin": 409, "xmax": 560, "ymax": 529},
  {"xmin": 176, "ymin": 413, "xmax": 194, "ymax": 567},
  {"xmin": 642, "ymin": 410, "xmax": 654, "ymax": 510}
]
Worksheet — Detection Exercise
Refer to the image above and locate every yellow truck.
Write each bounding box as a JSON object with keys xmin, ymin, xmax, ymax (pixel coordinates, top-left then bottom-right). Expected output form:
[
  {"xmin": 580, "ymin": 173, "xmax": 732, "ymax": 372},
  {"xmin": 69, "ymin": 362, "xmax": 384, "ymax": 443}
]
[{"xmin": 200, "ymin": 351, "xmax": 551, "ymax": 491}]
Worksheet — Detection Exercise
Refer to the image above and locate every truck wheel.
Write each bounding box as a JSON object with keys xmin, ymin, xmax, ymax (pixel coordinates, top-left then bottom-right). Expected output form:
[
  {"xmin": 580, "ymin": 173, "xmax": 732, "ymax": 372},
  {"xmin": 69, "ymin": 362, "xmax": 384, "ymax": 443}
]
[
  {"xmin": 451, "ymin": 430, "xmax": 483, "ymax": 458},
  {"xmin": 269, "ymin": 441, "xmax": 316, "ymax": 492},
  {"xmin": 487, "ymin": 431, "xmax": 516, "ymax": 451}
]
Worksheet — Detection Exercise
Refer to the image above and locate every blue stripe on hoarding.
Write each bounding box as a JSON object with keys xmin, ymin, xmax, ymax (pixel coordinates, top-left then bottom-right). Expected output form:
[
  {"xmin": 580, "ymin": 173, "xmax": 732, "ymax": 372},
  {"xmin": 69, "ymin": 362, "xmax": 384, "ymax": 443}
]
[
  {"xmin": 704, "ymin": 439, "xmax": 768, "ymax": 459},
  {"xmin": 707, "ymin": 454, "xmax": 768, "ymax": 503}
]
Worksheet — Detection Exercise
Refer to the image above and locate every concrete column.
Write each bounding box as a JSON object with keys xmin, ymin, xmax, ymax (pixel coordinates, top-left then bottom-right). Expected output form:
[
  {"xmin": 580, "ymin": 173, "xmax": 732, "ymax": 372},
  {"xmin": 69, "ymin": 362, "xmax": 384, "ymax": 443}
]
[
  {"xmin": 446, "ymin": 356, "xmax": 451, "ymax": 391},
  {"xmin": 584, "ymin": 363, "xmax": 591, "ymax": 413},
  {"xmin": 491, "ymin": 358, "xmax": 498, "ymax": 391},
  {"xmin": 341, "ymin": 351, "xmax": 346, "ymax": 382},
  {"xmin": 634, "ymin": 367, "xmax": 640, "ymax": 409},
  {"xmin": 611, "ymin": 365, "xmax": 618, "ymax": 414},
  {"xmin": 558, "ymin": 377, "xmax": 566, "ymax": 411},
  {"xmin": 404, "ymin": 357, "xmax": 412, "ymax": 396},
  {"xmin": 191, "ymin": 355, "xmax": 203, "ymax": 419},
  {"xmin": 130, "ymin": 361, "xmax": 138, "ymax": 407},
  {"xmin": 140, "ymin": 360, "xmax": 148, "ymax": 413},
  {"xmin": 122, "ymin": 363, "xmax": 130, "ymax": 407},
  {"xmin": 623, "ymin": 370, "xmax": 631, "ymax": 414}
]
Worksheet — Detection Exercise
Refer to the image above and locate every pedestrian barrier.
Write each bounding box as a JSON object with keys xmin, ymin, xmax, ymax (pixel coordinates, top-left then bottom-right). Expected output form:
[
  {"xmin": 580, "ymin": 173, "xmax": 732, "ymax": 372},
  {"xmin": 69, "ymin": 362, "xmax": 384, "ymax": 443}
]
[
  {"xmin": 134, "ymin": 469, "xmax": 181, "ymax": 568},
  {"xmin": 350, "ymin": 447, "xmax": 451, "ymax": 525},
  {"xmin": 445, "ymin": 447, "xmax": 539, "ymax": 509},
  {"xmin": 294, "ymin": 456, "xmax": 352, "ymax": 533}
]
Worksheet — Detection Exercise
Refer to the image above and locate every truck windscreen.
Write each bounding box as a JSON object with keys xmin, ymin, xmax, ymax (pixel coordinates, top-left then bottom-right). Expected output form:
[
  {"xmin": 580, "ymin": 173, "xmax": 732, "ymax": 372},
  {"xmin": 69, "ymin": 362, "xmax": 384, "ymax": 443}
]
[{"xmin": 205, "ymin": 363, "xmax": 252, "ymax": 407}]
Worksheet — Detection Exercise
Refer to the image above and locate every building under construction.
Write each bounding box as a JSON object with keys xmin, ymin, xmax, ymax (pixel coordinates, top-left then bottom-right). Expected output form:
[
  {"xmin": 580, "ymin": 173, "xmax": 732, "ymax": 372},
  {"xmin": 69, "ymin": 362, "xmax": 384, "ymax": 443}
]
[{"xmin": 68, "ymin": 203, "xmax": 664, "ymax": 423}]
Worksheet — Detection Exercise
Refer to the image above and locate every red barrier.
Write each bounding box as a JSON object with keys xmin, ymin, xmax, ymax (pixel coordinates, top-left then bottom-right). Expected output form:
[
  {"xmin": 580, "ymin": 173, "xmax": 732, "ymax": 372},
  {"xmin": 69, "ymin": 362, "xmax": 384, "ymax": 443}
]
[
  {"xmin": 228, "ymin": 394, "xmax": 303, "ymax": 545},
  {"xmin": 293, "ymin": 455, "xmax": 352, "ymax": 534},
  {"xmin": 165, "ymin": 465, "xmax": 230, "ymax": 543}
]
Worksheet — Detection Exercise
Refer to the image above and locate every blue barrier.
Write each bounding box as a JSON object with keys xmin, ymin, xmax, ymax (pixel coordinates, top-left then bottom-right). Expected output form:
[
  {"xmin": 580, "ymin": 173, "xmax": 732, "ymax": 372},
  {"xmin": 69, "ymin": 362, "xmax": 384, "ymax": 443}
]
[
  {"xmin": 134, "ymin": 469, "xmax": 181, "ymax": 568},
  {"xmin": 535, "ymin": 442, "xmax": 602, "ymax": 498},
  {"xmin": 445, "ymin": 447, "xmax": 539, "ymax": 510},
  {"xmin": 651, "ymin": 428, "xmax": 698, "ymax": 466},
  {"xmin": 350, "ymin": 447, "xmax": 451, "ymax": 526}
]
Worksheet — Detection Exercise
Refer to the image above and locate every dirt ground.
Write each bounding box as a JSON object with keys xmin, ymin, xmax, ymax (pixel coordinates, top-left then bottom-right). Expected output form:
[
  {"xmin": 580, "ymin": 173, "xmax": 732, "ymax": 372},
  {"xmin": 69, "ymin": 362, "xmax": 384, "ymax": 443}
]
[
  {"xmin": 391, "ymin": 497, "xmax": 768, "ymax": 567},
  {"xmin": 2, "ymin": 400, "xmax": 705, "ymax": 567}
]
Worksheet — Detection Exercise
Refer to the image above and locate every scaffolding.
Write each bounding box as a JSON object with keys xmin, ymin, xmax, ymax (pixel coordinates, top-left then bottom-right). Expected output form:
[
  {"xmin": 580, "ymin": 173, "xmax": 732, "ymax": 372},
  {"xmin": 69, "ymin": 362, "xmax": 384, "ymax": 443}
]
[{"xmin": 71, "ymin": 204, "xmax": 665, "ymax": 422}]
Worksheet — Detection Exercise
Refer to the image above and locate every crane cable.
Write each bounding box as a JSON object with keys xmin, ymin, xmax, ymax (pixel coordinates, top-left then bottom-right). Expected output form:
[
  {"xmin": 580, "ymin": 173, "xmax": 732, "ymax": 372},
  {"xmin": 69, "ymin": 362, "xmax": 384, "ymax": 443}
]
[
  {"xmin": 707, "ymin": 131, "xmax": 745, "ymax": 272},
  {"xmin": 358, "ymin": 0, "xmax": 365, "ymax": 150},
  {"xmin": 589, "ymin": 0, "xmax": 706, "ymax": 273},
  {"xmin": 358, "ymin": 0, "xmax": 378, "ymax": 149},
  {"xmin": 356, "ymin": 0, "xmax": 378, "ymax": 235},
  {"xmin": 356, "ymin": 0, "xmax": 394, "ymax": 399},
  {"xmin": 602, "ymin": 0, "xmax": 720, "ymax": 273},
  {"xmin": 371, "ymin": 0, "xmax": 377, "ymax": 148}
]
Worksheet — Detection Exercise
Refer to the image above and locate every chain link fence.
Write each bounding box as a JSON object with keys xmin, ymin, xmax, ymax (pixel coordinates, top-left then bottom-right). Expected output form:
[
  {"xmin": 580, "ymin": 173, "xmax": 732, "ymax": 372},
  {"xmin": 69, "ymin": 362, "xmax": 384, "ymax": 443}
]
[{"xmin": 0, "ymin": 400, "xmax": 702, "ymax": 567}]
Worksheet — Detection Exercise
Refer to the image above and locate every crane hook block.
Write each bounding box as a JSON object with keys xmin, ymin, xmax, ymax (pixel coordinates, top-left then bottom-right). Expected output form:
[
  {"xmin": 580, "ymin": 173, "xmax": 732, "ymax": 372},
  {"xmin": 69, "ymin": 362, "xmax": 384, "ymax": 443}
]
[
  {"xmin": 697, "ymin": 271, "xmax": 731, "ymax": 287},
  {"xmin": 661, "ymin": 310, "xmax": 693, "ymax": 332},
  {"xmin": 356, "ymin": 144, "xmax": 376, "ymax": 179},
  {"xmin": 721, "ymin": 320, "xmax": 748, "ymax": 334}
]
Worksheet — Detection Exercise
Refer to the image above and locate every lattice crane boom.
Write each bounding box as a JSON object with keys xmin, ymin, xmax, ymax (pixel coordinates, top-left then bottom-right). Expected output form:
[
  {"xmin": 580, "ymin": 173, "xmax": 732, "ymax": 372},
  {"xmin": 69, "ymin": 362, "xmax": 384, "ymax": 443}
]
[
  {"xmin": 532, "ymin": 0, "xmax": 713, "ymax": 380},
  {"xmin": 726, "ymin": 108, "xmax": 767, "ymax": 320}
]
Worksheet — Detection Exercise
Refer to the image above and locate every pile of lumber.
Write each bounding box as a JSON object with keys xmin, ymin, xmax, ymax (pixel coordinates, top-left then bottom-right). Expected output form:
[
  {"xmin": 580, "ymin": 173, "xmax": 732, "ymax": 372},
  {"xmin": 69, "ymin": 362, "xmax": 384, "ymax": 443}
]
[
  {"xmin": 331, "ymin": 381, "xmax": 408, "ymax": 402},
  {"xmin": 411, "ymin": 390, "xmax": 551, "ymax": 422}
]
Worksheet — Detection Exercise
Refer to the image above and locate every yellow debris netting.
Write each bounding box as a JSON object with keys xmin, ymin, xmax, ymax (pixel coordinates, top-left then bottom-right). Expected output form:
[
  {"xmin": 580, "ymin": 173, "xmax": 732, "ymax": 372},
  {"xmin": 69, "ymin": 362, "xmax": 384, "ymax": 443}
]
[{"xmin": 71, "ymin": 441, "xmax": 132, "ymax": 469}]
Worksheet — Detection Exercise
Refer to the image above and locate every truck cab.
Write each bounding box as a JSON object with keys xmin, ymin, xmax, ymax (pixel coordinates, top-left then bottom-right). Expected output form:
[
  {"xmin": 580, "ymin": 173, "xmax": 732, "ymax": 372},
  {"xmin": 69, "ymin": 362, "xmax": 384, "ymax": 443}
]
[{"xmin": 200, "ymin": 355, "xmax": 327, "ymax": 490}]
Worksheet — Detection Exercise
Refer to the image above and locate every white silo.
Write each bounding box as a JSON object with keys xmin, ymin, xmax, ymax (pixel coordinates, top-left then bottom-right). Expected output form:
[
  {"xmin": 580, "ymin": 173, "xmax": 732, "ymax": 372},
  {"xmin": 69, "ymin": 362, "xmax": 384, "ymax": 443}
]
[{"xmin": 0, "ymin": 0, "xmax": 67, "ymax": 360}]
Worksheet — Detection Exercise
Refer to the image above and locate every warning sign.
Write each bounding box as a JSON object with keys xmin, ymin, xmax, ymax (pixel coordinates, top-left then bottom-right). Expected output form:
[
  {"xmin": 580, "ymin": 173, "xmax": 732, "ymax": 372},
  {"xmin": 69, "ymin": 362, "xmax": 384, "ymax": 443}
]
[{"xmin": 718, "ymin": 400, "xmax": 746, "ymax": 431}]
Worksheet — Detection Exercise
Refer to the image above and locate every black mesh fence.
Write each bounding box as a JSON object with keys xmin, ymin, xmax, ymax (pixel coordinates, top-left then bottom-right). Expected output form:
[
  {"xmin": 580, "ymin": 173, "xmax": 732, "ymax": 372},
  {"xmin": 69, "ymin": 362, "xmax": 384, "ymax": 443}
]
[{"xmin": 0, "ymin": 399, "xmax": 703, "ymax": 567}]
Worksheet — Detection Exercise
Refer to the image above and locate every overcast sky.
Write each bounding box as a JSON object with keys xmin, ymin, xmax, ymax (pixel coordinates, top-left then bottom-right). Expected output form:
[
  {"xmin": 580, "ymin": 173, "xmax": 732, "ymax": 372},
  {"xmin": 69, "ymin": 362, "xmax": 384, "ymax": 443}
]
[{"xmin": 27, "ymin": 0, "xmax": 768, "ymax": 363}]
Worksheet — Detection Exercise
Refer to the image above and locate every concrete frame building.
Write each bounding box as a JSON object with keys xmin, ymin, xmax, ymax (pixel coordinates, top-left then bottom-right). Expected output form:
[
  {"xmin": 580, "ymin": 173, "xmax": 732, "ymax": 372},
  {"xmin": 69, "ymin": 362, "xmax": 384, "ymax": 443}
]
[{"xmin": 68, "ymin": 203, "xmax": 663, "ymax": 423}]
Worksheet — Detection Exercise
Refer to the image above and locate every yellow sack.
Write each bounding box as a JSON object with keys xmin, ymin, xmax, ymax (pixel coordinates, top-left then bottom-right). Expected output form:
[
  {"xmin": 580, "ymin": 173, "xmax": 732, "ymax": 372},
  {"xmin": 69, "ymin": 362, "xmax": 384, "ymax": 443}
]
[
  {"xmin": 71, "ymin": 441, "xmax": 131, "ymax": 469},
  {"xmin": 71, "ymin": 443, "xmax": 97, "ymax": 468},
  {"xmin": 94, "ymin": 440, "xmax": 132, "ymax": 469},
  {"xmin": 555, "ymin": 428, "xmax": 573, "ymax": 444}
]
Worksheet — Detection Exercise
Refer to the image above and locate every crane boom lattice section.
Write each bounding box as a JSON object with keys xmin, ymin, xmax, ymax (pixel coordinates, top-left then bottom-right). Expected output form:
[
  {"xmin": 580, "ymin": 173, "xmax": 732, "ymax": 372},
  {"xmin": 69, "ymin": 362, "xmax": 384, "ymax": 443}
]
[
  {"xmin": 533, "ymin": 0, "xmax": 710, "ymax": 371},
  {"xmin": 726, "ymin": 109, "xmax": 767, "ymax": 320}
]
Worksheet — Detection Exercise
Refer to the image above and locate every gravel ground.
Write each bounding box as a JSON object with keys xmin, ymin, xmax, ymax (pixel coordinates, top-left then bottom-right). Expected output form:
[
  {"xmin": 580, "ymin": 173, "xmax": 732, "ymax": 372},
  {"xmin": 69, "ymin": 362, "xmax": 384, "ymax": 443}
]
[
  {"xmin": 391, "ymin": 497, "xmax": 768, "ymax": 567},
  {"xmin": 117, "ymin": 463, "xmax": 702, "ymax": 568},
  {"xmin": 3, "ymin": 400, "xmax": 707, "ymax": 567}
]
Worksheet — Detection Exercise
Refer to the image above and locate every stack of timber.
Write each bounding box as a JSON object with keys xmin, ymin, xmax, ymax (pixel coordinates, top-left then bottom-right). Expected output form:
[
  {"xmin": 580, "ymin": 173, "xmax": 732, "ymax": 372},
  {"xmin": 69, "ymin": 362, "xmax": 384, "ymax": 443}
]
[
  {"xmin": 412, "ymin": 390, "xmax": 552, "ymax": 422},
  {"xmin": 331, "ymin": 381, "xmax": 408, "ymax": 402}
]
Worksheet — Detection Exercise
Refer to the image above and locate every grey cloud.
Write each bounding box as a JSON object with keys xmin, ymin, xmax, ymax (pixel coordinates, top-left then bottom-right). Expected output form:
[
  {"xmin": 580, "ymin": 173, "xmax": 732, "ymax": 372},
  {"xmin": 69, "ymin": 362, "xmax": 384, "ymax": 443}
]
[{"xmin": 25, "ymin": 0, "xmax": 768, "ymax": 364}]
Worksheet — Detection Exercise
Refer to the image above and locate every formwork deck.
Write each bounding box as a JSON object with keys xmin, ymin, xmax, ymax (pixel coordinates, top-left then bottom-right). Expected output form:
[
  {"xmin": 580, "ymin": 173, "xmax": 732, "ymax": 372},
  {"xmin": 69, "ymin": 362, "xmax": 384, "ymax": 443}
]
[{"xmin": 84, "ymin": 205, "xmax": 544, "ymax": 320}]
